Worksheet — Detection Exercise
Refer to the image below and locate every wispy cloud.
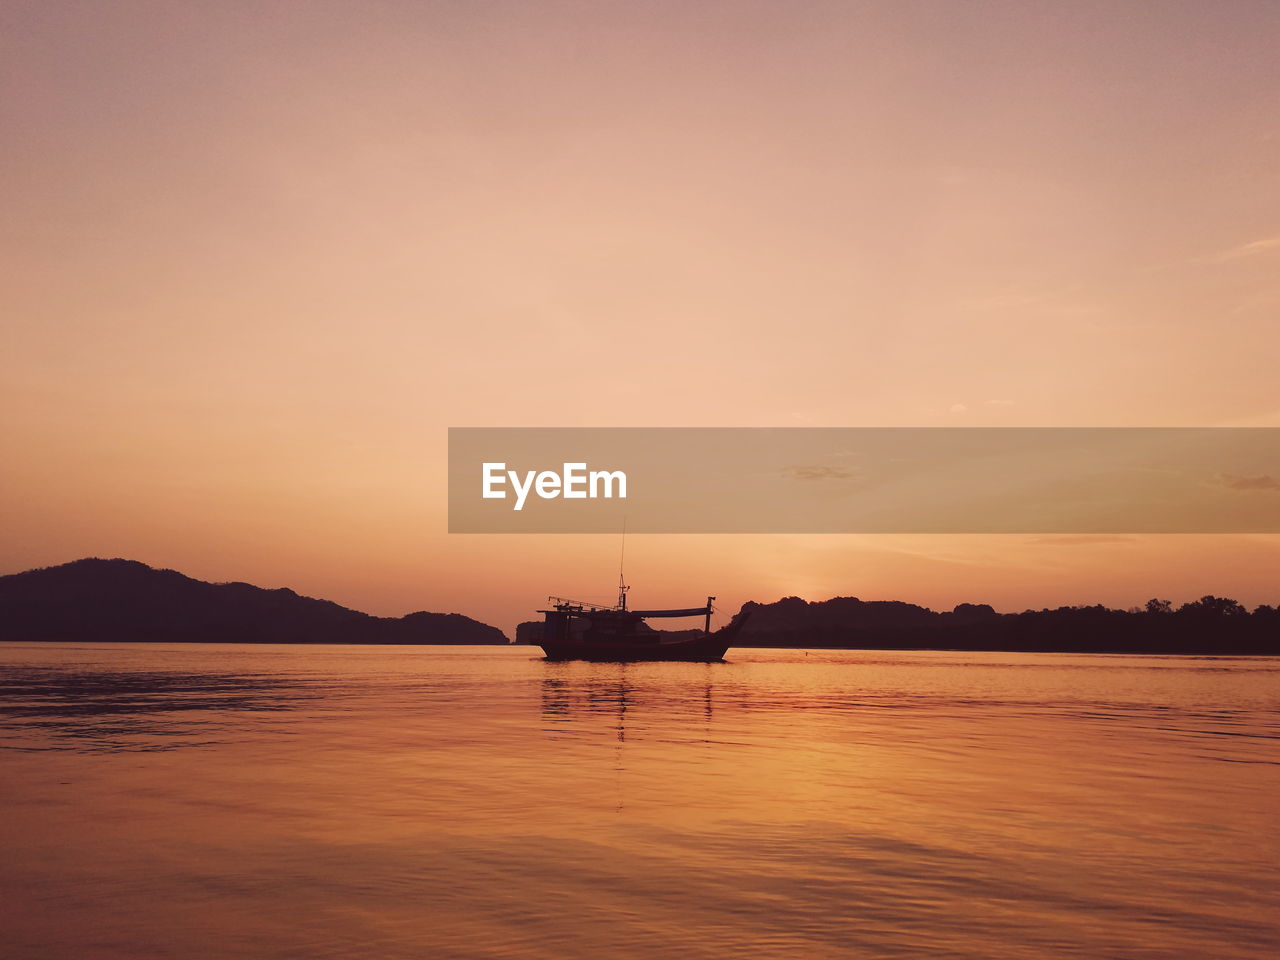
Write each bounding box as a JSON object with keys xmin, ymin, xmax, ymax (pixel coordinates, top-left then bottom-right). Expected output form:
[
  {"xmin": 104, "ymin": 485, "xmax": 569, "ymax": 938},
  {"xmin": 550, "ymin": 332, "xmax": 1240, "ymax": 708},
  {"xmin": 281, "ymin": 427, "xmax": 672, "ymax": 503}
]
[
  {"xmin": 783, "ymin": 465, "xmax": 856, "ymax": 481},
  {"xmin": 1216, "ymin": 473, "xmax": 1280, "ymax": 492},
  {"xmin": 1211, "ymin": 235, "xmax": 1280, "ymax": 263}
]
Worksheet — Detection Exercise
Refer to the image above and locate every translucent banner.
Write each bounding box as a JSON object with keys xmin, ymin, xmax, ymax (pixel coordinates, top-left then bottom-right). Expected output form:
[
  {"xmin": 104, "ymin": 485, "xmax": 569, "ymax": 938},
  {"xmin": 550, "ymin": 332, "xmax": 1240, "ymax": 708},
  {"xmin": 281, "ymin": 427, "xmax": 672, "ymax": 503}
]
[{"xmin": 448, "ymin": 428, "xmax": 1280, "ymax": 533}]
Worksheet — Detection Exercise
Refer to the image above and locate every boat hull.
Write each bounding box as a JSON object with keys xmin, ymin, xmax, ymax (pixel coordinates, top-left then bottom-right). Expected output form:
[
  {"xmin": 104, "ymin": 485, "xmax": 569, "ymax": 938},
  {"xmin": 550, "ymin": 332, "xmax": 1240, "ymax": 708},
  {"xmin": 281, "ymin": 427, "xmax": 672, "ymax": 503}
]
[{"xmin": 539, "ymin": 637, "xmax": 730, "ymax": 662}]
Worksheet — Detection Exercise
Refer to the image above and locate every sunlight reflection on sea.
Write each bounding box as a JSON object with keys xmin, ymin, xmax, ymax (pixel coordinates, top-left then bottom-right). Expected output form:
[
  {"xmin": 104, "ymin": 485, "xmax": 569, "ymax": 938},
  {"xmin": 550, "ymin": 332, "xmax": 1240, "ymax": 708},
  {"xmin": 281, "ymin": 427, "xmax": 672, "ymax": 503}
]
[{"xmin": 1, "ymin": 644, "xmax": 1277, "ymax": 959}]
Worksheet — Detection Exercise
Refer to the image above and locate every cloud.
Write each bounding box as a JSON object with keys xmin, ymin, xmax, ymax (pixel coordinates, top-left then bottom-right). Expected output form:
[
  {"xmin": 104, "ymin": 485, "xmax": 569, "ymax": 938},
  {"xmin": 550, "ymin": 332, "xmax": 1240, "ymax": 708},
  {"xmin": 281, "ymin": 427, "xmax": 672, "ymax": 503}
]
[
  {"xmin": 949, "ymin": 403, "xmax": 968, "ymax": 414},
  {"xmin": 1216, "ymin": 473, "xmax": 1280, "ymax": 492},
  {"xmin": 783, "ymin": 465, "xmax": 856, "ymax": 481},
  {"xmin": 1212, "ymin": 236, "xmax": 1280, "ymax": 263}
]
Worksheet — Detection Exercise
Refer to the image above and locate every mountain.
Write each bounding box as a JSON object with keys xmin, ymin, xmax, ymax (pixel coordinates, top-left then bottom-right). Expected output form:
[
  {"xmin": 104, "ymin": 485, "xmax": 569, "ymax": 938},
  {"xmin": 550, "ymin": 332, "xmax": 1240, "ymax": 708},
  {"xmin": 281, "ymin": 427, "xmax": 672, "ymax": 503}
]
[
  {"xmin": 725, "ymin": 595, "xmax": 1279, "ymax": 655},
  {"xmin": 0, "ymin": 559, "xmax": 509, "ymax": 644}
]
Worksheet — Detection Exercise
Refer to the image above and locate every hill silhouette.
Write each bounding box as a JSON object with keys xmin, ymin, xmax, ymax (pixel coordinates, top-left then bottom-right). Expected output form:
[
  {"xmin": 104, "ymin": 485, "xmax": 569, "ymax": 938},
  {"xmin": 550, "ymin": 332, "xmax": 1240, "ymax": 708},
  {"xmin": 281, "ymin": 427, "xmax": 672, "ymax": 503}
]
[
  {"xmin": 724, "ymin": 595, "xmax": 1279, "ymax": 655},
  {"xmin": 0, "ymin": 559, "xmax": 509, "ymax": 645}
]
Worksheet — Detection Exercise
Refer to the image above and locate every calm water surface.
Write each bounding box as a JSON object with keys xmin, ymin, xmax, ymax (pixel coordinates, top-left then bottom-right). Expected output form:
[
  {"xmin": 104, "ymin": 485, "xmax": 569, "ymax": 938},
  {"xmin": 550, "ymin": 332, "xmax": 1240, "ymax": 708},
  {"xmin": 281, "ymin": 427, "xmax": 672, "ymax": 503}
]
[{"xmin": 0, "ymin": 643, "xmax": 1276, "ymax": 960}]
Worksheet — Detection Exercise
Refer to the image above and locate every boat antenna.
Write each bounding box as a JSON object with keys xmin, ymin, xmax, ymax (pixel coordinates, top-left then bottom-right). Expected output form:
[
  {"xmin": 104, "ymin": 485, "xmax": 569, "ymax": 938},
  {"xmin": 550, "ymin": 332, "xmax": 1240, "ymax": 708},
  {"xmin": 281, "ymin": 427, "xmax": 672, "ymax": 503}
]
[{"xmin": 617, "ymin": 516, "xmax": 629, "ymax": 611}]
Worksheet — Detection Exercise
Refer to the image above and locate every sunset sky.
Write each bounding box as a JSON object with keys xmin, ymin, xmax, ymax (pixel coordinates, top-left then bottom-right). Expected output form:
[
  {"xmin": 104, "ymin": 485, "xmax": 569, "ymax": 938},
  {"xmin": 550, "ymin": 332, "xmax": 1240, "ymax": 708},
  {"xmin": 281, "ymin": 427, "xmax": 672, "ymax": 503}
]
[{"xmin": 4, "ymin": 2, "xmax": 1279, "ymax": 635}]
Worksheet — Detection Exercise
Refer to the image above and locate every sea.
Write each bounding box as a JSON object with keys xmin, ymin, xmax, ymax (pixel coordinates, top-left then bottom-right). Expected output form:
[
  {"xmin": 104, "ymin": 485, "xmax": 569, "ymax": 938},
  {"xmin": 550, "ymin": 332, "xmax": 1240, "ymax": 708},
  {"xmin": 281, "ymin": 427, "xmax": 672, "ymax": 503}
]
[{"xmin": 1, "ymin": 643, "xmax": 1276, "ymax": 960}]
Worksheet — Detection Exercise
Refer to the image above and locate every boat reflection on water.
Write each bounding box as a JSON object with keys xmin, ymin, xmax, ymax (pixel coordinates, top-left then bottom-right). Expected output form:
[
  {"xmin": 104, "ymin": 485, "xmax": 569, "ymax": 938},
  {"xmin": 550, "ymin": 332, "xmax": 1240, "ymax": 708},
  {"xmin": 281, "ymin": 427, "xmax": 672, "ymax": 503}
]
[
  {"xmin": 540, "ymin": 665, "xmax": 718, "ymax": 739},
  {"xmin": 540, "ymin": 665, "xmax": 718, "ymax": 813}
]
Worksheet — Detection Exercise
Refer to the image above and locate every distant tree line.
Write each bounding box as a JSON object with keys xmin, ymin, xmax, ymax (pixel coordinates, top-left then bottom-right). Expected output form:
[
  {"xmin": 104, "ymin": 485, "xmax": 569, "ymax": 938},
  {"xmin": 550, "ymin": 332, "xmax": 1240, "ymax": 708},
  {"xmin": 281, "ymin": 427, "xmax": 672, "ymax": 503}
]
[{"xmin": 730, "ymin": 595, "xmax": 1279, "ymax": 655}]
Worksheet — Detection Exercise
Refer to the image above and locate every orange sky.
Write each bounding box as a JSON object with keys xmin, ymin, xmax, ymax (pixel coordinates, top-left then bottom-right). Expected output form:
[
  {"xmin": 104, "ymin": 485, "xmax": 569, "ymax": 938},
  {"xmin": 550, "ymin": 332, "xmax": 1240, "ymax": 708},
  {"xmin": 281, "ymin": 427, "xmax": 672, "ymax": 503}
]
[{"xmin": 3, "ymin": 2, "xmax": 1279, "ymax": 635}]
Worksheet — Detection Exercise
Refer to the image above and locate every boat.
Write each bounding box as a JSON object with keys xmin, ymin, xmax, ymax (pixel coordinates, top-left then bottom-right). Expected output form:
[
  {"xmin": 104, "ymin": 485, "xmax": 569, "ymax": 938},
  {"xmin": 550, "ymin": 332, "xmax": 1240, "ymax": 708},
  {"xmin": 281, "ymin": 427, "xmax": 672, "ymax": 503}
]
[{"xmin": 535, "ymin": 584, "xmax": 750, "ymax": 662}]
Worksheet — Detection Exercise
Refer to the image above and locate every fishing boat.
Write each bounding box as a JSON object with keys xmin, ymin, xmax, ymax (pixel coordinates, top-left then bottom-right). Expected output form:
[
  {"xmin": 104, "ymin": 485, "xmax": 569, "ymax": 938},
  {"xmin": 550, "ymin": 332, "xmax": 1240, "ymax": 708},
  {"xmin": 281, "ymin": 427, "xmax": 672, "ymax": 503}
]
[{"xmin": 535, "ymin": 582, "xmax": 749, "ymax": 662}]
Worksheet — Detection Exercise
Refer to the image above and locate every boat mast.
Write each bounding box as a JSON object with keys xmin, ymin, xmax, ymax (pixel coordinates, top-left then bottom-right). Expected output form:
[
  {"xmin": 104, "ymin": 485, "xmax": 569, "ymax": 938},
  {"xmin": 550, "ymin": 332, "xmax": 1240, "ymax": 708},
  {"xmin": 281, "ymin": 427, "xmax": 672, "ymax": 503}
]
[{"xmin": 617, "ymin": 519, "xmax": 628, "ymax": 611}]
